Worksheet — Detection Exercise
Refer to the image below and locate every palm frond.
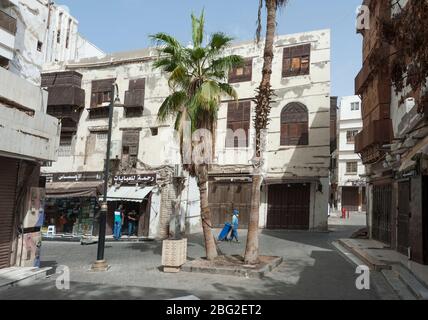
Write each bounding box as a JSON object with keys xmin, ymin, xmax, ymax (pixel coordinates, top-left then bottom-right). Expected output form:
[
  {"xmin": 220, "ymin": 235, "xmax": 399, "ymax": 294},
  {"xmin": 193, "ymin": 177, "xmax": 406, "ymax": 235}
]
[
  {"xmin": 191, "ymin": 10, "xmax": 205, "ymax": 47},
  {"xmin": 210, "ymin": 55, "xmax": 244, "ymax": 74},
  {"xmin": 168, "ymin": 65, "xmax": 190, "ymax": 89},
  {"xmin": 150, "ymin": 32, "xmax": 181, "ymax": 48},
  {"xmin": 157, "ymin": 91, "xmax": 187, "ymax": 122},
  {"xmin": 209, "ymin": 32, "xmax": 234, "ymax": 51},
  {"xmin": 218, "ymin": 83, "xmax": 238, "ymax": 101}
]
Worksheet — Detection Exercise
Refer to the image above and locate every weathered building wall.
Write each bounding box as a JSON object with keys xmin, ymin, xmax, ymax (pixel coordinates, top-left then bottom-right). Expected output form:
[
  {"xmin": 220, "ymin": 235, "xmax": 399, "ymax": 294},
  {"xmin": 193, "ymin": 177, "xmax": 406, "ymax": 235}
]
[
  {"xmin": 4, "ymin": 0, "xmax": 104, "ymax": 85},
  {"xmin": 0, "ymin": 68, "xmax": 60, "ymax": 161},
  {"xmin": 42, "ymin": 29, "xmax": 332, "ymax": 235}
]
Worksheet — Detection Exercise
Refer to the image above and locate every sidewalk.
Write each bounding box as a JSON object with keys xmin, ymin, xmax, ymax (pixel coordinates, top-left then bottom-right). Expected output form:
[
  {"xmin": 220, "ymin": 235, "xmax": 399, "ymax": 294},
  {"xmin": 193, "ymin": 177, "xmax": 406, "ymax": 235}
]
[
  {"xmin": 42, "ymin": 234, "xmax": 155, "ymax": 243},
  {"xmin": 337, "ymin": 238, "xmax": 428, "ymax": 299},
  {"xmin": 0, "ymin": 267, "xmax": 52, "ymax": 289}
]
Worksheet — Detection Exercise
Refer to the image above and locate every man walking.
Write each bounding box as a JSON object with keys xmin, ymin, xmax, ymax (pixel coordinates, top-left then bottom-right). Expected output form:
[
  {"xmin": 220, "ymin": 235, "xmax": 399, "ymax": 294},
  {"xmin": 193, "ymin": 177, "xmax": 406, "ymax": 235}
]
[
  {"xmin": 113, "ymin": 205, "xmax": 124, "ymax": 240},
  {"xmin": 127, "ymin": 210, "xmax": 137, "ymax": 237},
  {"xmin": 229, "ymin": 209, "xmax": 239, "ymax": 243}
]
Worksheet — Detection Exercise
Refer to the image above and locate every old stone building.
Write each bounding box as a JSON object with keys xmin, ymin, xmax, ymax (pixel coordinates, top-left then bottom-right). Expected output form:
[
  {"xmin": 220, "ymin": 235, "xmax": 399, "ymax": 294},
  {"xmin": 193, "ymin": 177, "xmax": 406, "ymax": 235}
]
[
  {"xmin": 333, "ymin": 95, "xmax": 366, "ymax": 213},
  {"xmin": 0, "ymin": 0, "xmax": 104, "ymax": 84},
  {"xmin": 355, "ymin": 0, "xmax": 428, "ymax": 264},
  {"xmin": 40, "ymin": 29, "xmax": 331, "ymax": 239}
]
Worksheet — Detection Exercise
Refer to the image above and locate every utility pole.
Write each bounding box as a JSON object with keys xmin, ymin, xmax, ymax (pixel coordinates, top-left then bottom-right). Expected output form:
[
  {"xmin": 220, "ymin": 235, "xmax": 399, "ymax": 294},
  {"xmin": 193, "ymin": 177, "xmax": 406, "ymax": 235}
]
[{"xmin": 91, "ymin": 83, "xmax": 118, "ymax": 271}]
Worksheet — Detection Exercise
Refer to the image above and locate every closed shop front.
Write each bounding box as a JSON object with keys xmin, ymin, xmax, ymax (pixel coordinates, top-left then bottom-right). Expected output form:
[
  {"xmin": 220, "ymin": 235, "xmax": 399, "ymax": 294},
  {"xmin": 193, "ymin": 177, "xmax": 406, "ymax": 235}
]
[
  {"xmin": 208, "ymin": 182, "xmax": 251, "ymax": 228},
  {"xmin": 0, "ymin": 157, "xmax": 19, "ymax": 268},
  {"xmin": 267, "ymin": 183, "xmax": 310, "ymax": 230},
  {"xmin": 397, "ymin": 181, "xmax": 410, "ymax": 255},
  {"xmin": 372, "ymin": 183, "xmax": 392, "ymax": 245},
  {"xmin": 341, "ymin": 186, "xmax": 359, "ymax": 212}
]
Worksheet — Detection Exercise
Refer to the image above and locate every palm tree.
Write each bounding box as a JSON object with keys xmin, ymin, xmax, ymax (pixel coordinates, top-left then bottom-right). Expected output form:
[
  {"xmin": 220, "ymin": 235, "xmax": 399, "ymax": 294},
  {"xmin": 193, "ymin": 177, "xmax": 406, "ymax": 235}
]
[
  {"xmin": 151, "ymin": 11, "xmax": 244, "ymax": 260},
  {"xmin": 244, "ymin": 0, "xmax": 289, "ymax": 265}
]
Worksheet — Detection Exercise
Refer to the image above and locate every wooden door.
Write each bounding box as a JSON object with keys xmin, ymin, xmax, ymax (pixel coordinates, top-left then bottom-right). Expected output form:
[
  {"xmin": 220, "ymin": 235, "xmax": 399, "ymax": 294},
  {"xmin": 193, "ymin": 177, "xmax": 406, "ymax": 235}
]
[
  {"xmin": 208, "ymin": 182, "xmax": 251, "ymax": 228},
  {"xmin": 267, "ymin": 183, "xmax": 310, "ymax": 230}
]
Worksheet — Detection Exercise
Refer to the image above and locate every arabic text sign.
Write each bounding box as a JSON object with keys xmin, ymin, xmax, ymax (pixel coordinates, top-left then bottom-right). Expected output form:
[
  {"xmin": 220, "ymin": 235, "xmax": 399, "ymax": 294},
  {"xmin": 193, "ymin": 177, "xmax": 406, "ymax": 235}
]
[
  {"xmin": 113, "ymin": 174, "xmax": 156, "ymax": 185},
  {"xmin": 47, "ymin": 172, "xmax": 104, "ymax": 183}
]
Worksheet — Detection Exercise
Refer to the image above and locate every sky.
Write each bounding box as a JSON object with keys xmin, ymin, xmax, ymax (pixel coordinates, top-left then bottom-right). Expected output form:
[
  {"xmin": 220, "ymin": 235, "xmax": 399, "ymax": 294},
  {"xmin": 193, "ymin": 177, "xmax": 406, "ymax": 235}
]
[{"xmin": 59, "ymin": 0, "xmax": 363, "ymax": 99}]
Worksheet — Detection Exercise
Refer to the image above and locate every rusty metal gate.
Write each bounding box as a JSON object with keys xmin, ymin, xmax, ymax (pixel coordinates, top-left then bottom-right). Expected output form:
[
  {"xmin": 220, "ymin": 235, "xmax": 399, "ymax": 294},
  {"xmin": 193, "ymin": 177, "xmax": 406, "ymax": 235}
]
[
  {"xmin": 0, "ymin": 157, "xmax": 19, "ymax": 269},
  {"xmin": 397, "ymin": 181, "xmax": 410, "ymax": 255},
  {"xmin": 208, "ymin": 182, "xmax": 251, "ymax": 228},
  {"xmin": 267, "ymin": 183, "xmax": 310, "ymax": 230},
  {"xmin": 372, "ymin": 184, "xmax": 392, "ymax": 245}
]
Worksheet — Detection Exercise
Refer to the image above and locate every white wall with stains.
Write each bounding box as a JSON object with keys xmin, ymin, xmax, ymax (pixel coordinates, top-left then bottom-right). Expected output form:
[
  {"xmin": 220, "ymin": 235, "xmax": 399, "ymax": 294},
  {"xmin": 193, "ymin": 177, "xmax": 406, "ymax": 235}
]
[
  {"xmin": 2, "ymin": 0, "xmax": 104, "ymax": 85},
  {"xmin": 0, "ymin": 67, "xmax": 60, "ymax": 161}
]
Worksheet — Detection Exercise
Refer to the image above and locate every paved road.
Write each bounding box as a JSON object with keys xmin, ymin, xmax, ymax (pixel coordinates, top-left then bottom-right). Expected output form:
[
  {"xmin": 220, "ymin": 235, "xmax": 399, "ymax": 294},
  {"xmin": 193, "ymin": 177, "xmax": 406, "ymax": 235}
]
[{"xmin": 0, "ymin": 213, "xmax": 387, "ymax": 300}]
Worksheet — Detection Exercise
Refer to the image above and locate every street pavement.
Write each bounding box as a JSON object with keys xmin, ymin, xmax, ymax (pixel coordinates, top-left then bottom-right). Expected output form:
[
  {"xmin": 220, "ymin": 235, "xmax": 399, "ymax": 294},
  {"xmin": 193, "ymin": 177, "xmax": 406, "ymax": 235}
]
[{"xmin": 0, "ymin": 212, "xmax": 390, "ymax": 300}]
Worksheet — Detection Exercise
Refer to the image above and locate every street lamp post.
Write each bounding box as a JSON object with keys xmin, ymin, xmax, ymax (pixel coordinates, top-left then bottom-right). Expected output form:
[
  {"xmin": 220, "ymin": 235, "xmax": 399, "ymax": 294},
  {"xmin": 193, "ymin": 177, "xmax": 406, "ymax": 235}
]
[{"xmin": 91, "ymin": 82, "xmax": 120, "ymax": 271}]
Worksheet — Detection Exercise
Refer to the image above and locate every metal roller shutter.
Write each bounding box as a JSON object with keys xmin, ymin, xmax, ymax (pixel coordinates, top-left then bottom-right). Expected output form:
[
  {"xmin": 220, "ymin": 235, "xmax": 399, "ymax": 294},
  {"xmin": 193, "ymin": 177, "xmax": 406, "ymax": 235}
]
[{"xmin": 0, "ymin": 157, "xmax": 19, "ymax": 269}]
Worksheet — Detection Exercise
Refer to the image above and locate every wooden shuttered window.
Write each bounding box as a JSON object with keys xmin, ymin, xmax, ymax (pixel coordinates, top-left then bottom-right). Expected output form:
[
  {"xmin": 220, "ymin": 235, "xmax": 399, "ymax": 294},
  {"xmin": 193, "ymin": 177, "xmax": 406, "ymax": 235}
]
[
  {"xmin": 124, "ymin": 79, "xmax": 145, "ymax": 117},
  {"xmin": 280, "ymin": 102, "xmax": 309, "ymax": 146},
  {"xmin": 228, "ymin": 58, "xmax": 253, "ymax": 83},
  {"xmin": 282, "ymin": 44, "xmax": 311, "ymax": 78},
  {"xmin": 90, "ymin": 79, "xmax": 115, "ymax": 108},
  {"xmin": 122, "ymin": 130, "xmax": 140, "ymax": 168},
  {"xmin": 226, "ymin": 100, "xmax": 251, "ymax": 148}
]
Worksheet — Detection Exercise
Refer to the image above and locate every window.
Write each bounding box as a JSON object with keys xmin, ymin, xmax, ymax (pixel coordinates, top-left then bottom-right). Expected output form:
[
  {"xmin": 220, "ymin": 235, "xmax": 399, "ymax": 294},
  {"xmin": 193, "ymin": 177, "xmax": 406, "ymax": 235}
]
[
  {"xmin": 90, "ymin": 79, "xmax": 115, "ymax": 111},
  {"xmin": 37, "ymin": 41, "xmax": 43, "ymax": 52},
  {"xmin": 228, "ymin": 58, "xmax": 253, "ymax": 83},
  {"xmin": 122, "ymin": 130, "xmax": 140, "ymax": 168},
  {"xmin": 282, "ymin": 44, "xmax": 311, "ymax": 77},
  {"xmin": 58, "ymin": 135, "xmax": 72, "ymax": 157},
  {"xmin": 65, "ymin": 19, "xmax": 72, "ymax": 49},
  {"xmin": 124, "ymin": 78, "xmax": 145, "ymax": 117},
  {"xmin": 280, "ymin": 102, "xmax": 309, "ymax": 146},
  {"xmin": 95, "ymin": 132, "xmax": 108, "ymax": 152},
  {"xmin": 226, "ymin": 100, "xmax": 251, "ymax": 148},
  {"xmin": 57, "ymin": 12, "xmax": 63, "ymax": 44},
  {"xmin": 351, "ymin": 102, "xmax": 360, "ymax": 111},
  {"xmin": 346, "ymin": 130, "xmax": 359, "ymax": 143},
  {"xmin": 346, "ymin": 162, "xmax": 358, "ymax": 174},
  {"xmin": 150, "ymin": 128, "xmax": 158, "ymax": 136}
]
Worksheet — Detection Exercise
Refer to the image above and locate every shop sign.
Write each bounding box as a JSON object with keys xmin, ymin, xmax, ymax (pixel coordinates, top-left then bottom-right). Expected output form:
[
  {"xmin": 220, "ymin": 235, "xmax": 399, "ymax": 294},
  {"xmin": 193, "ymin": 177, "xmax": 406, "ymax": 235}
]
[
  {"xmin": 113, "ymin": 174, "xmax": 156, "ymax": 185},
  {"xmin": 43, "ymin": 172, "xmax": 104, "ymax": 183}
]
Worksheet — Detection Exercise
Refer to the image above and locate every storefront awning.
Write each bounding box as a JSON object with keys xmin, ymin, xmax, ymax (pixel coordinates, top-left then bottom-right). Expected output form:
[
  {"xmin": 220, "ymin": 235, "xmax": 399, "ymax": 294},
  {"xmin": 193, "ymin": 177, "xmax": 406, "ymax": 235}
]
[
  {"xmin": 105, "ymin": 186, "xmax": 153, "ymax": 202},
  {"xmin": 45, "ymin": 181, "xmax": 103, "ymax": 199}
]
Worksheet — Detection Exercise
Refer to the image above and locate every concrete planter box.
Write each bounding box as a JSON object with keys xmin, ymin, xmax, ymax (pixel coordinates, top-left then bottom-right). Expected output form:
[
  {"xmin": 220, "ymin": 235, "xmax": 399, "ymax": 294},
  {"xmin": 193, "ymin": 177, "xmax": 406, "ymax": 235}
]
[{"xmin": 162, "ymin": 238, "xmax": 187, "ymax": 272}]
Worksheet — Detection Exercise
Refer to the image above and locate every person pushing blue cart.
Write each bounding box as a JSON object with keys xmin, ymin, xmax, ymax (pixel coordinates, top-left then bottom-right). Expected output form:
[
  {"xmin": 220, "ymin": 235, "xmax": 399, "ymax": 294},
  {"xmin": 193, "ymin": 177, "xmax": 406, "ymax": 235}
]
[{"xmin": 218, "ymin": 209, "xmax": 240, "ymax": 243}]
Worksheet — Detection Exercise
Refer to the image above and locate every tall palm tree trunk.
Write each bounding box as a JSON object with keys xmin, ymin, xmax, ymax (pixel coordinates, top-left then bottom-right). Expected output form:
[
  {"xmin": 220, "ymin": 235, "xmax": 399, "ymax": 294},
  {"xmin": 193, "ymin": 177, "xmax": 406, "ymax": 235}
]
[
  {"xmin": 244, "ymin": 0, "xmax": 277, "ymax": 265},
  {"xmin": 197, "ymin": 164, "xmax": 218, "ymax": 260}
]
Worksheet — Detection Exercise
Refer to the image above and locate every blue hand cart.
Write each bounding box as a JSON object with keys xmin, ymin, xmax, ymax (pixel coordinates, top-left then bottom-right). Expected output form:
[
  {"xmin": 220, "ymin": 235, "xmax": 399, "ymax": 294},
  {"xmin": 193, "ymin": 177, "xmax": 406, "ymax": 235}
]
[{"xmin": 218, "ymin": 222, "xmax": 232, "ymax": 241}]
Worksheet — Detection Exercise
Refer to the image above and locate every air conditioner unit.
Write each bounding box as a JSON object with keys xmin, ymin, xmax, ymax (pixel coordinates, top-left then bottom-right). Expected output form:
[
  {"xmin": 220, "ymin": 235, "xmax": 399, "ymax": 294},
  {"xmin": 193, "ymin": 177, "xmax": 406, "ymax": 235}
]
[{"xmin": 109, "ymin": 140, "xmax": 122, "ymax": 159}]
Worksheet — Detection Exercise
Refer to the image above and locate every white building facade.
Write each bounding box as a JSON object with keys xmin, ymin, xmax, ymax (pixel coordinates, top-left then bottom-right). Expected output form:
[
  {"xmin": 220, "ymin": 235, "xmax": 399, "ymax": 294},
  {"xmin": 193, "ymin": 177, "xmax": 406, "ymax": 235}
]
[
  {"xmin": 40, "ymin": 29, "xmax": 331, "ymax": 239},
  {"xmin": 0, "ymin": 0, "xmax": 104, "ymax": 84},
  {"xmin": 335, "ymin": 95, "xmax": 366, "ymax": 212}
]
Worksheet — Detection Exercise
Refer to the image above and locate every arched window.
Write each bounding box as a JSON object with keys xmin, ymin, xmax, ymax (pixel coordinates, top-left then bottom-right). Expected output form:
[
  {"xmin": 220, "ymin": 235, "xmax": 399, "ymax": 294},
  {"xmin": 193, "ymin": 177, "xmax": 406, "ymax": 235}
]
[{"xmin": 280, "ymin": 102, "xmax": 309, "ymax": 146}]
